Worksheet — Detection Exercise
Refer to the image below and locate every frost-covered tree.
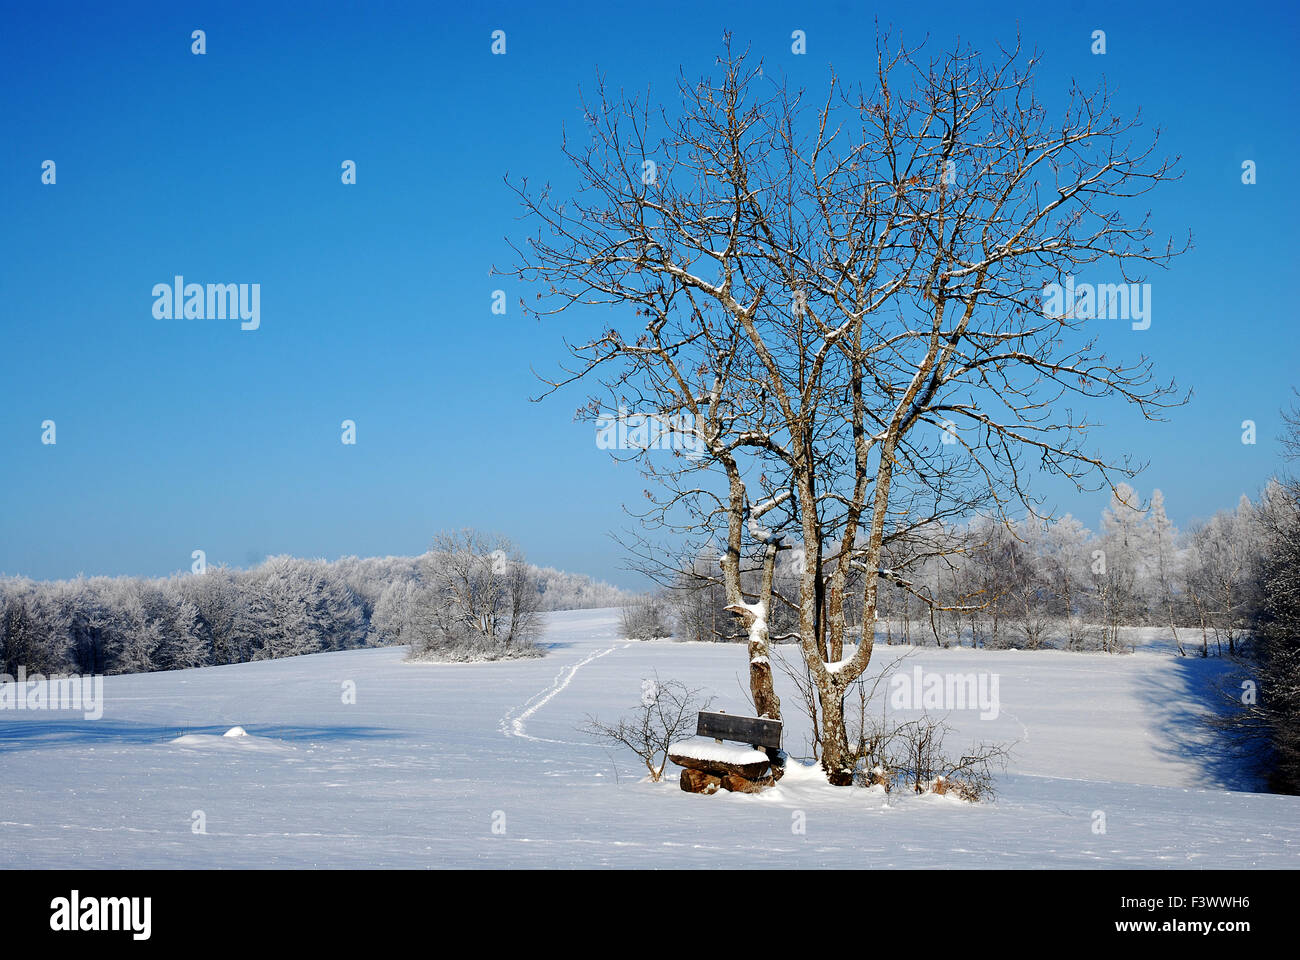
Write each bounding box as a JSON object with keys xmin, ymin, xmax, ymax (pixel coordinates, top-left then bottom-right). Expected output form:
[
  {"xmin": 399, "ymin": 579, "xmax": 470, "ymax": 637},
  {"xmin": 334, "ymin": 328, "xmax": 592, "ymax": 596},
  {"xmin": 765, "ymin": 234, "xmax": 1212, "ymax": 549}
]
[
  {"xmin": 503, "ymin": 553, "xmax": 544, "ymax": 647},
  {"xmin": 247, "ymin": 556, "xmax": 367, "ymax": 661},
  {"xmin": 621, "ymin": 595, "xmax": 673, "ymax": 641},
  {"xmin": 1145, "ymin": 489, "xmax": 1186, "ymax": 655},
  {"xmin": 1186, "ymin": 496, "xmax": 1261, "ymax": 657},
  {"xmin": 170, "ymin": 599, "xmax": 211, "ymax": 670},
  {"xmin": 112, "ymin": 584, "xmax": 165, "ymax": 674},
  {"xmin": 370, "ymin": 579, "xmax": 418, "ymax": 645},
  {"xmin": 999, "ymin": 519, "xmax": 1054, "ymax": 650},
  {"xmin": 0, "ymin": 586, "xmax": 39, "ymax": 676},
  {"xmin": 1247, "ymin": 404, "xmax": 1300, "ymax": 790},
  {"xmin": 407, "ymin": 530, "xmax": 544, "ymax": 659},
  {"xmin": 530, "ymin": 566, "xmax": 633, "ymax": 611},
  {"xmin": 1037, "ymin": 514, "xmax": 1097, "ymax": 649},
  {"xmin": 1094, "ymin": 483, "xmax": 1149, "ymax": 651},
  {"xmin": 180, "ymin": 567, "xmax": 259, "ymax": 665}
]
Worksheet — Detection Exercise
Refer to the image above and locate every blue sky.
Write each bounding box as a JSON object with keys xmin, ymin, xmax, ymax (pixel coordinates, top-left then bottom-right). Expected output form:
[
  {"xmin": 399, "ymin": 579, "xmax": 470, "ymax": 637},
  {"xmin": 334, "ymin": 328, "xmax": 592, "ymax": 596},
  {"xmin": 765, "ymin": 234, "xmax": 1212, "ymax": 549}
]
[{"xmin": 1, "ymin": 0, "xmax": 1296, "ymax": 587}]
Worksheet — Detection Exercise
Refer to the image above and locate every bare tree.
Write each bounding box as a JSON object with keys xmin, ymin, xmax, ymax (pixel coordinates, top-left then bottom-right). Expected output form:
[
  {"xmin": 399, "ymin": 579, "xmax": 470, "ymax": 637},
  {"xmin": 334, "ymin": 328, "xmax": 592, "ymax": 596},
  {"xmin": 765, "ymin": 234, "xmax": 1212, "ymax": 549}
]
[
  {"xmin": 506, "ymin": 32, "xmax": 1185, "ymax": 783},
  {"xmin": 667, "ymin": 552, "xmax": 735, "ymax": 642}
]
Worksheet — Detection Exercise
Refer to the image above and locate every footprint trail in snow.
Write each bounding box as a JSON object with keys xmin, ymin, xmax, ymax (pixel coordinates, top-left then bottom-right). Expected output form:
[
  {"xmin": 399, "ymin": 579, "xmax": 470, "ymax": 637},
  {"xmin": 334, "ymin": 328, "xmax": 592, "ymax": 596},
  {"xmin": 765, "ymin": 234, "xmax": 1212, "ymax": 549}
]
[{"xmin": 500, "ymin": 643, "xmax": 624, "ymax": 743}]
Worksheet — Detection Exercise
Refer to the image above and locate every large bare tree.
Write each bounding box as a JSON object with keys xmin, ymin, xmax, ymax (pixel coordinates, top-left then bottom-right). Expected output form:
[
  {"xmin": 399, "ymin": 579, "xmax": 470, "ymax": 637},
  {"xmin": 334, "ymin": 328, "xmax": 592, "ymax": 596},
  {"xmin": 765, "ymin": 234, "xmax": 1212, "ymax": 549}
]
[{"xmin": 503, "ymin": 33, "xmax": 1186, "ymax": 783}]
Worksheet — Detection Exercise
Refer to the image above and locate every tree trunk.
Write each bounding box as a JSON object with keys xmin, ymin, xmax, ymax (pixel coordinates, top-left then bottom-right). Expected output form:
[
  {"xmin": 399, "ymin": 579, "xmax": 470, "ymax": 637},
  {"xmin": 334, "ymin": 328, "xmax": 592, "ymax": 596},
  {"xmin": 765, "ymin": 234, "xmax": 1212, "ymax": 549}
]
[
  {"xmin": 817, "ymin": 683, "xmax": 853, "ymax": 785},
  {"xmin": 747, "ymin": 615, "xmax": 781, "ymax": 720}
]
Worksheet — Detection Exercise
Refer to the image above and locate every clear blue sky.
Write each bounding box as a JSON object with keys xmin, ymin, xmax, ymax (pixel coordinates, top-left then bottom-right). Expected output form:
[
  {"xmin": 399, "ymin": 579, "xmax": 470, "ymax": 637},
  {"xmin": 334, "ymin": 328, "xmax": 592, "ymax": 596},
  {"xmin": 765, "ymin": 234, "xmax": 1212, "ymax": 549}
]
[{"xmin": 1, "ymin": 0, "xmax": 1296, "ymax": 587}]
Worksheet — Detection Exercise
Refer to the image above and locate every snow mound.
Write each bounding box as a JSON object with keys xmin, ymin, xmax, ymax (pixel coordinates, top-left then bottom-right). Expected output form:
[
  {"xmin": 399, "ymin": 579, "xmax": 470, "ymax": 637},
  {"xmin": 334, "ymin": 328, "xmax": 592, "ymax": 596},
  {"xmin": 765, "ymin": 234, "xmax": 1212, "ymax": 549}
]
[
  {"xmin": 668, "ymin": 736, "xmax": 769, "ymax": 765},
  {"xmin": 170, "ymin": 727, "xmax": 294, "ymax": 753}
]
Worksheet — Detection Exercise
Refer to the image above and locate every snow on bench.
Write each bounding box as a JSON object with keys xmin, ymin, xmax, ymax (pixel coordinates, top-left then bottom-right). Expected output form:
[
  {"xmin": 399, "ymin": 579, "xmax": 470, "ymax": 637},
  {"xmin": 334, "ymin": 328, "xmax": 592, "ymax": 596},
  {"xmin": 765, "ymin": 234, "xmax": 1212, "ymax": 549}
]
[{"xmin": 667, "ymin": 736, "xmax": 770, "ymax": 766}]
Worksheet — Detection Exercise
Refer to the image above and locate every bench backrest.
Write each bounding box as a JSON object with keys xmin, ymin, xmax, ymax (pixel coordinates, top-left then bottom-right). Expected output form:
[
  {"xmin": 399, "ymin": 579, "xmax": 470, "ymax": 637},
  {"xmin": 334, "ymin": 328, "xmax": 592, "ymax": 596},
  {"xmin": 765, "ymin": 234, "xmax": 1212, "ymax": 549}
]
[{"xmin": 697, "ymin": 710, "xmax": 782, "ymax": 749}]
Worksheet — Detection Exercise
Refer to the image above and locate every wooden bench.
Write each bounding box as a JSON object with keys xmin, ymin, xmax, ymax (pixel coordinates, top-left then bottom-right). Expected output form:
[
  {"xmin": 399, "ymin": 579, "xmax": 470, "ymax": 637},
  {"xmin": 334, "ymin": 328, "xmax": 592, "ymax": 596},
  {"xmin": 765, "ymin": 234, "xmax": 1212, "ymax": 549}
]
[
  {"xmin": 670, "ymin": 710, "xmax": 784, "ymax": 794},
  {"xmin": 696, "ymin": 710, "xmax": 782, "ymax": 750}
]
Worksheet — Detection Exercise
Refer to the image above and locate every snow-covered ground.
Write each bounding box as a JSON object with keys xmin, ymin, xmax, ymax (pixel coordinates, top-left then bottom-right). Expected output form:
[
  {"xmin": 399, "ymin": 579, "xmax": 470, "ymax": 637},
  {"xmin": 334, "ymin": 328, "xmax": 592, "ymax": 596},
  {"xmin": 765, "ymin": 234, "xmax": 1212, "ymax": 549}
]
[{"xmin": 1, "ymin": 609, "xmax": 1296, "ymax": 868}]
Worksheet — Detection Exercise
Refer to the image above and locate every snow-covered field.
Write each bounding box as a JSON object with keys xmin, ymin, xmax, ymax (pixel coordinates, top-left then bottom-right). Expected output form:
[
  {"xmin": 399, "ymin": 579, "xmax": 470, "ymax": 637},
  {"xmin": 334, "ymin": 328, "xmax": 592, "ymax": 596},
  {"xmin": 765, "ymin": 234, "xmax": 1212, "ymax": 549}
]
[{"xmin": 2, "ymin": 609, "xmax": 1296, "ymax": 868}]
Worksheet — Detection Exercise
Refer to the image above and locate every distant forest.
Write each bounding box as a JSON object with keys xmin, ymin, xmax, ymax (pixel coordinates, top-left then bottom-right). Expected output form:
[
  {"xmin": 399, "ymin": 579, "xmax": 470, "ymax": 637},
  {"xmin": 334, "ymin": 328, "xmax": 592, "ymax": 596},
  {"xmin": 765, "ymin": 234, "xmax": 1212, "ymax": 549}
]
[{"xmin": 0, "ymin": 531, "xmax": 631, "ymax": 676}]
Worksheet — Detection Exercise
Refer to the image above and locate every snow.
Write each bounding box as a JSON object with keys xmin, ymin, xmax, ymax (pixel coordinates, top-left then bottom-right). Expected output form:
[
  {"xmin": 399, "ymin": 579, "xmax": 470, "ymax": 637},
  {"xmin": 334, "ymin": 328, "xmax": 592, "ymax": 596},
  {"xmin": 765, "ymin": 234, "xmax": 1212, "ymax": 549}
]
[
  {"xmin": 824, "ymin": 645, "xmax": 860, "ymax": 673},
  {"xmin": 668, "ymin": 737, "xmax": 770, "ymax": 765},
  {"xmin": 1, "ymin": 608, "xmax": 1297, "ymax": 868}
]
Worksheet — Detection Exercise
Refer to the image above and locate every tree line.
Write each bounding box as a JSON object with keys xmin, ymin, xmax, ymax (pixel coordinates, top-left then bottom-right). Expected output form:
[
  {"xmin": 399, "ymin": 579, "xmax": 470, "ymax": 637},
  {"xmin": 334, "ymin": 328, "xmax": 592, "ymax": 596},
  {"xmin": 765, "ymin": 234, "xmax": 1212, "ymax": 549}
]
[
  {"xmin": 0, "ymin": 530, "xmax": 631, "ymax": 677},
  {"xmin": 664, "ymin": 483, "xmax": 1264, "ymax": 657}
]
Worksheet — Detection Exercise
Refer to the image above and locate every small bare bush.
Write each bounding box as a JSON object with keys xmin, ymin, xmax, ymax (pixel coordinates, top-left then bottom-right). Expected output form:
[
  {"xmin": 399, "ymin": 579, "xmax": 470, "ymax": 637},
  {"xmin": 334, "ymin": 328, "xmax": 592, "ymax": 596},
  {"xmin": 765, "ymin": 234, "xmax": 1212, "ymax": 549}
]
[
  {"xmin": 580, "ymin": 674, "xmax": 711, "ymax": 781},
  {"xmin": 840, "ymin": 670, "xmax": 1012, "ymax": 802},
  {"xmin": 851, "ymin": 713, "xmax": 1009, "ymax": 801}
]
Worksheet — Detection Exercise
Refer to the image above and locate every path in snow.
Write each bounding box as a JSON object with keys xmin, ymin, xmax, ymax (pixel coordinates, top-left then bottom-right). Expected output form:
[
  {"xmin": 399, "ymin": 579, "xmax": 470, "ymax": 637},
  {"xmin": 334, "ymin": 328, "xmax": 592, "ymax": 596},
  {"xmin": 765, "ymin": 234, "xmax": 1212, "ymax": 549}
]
[{"xmin": 500, "ymin": 643, "xmax": 623, "ymax": 742}]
